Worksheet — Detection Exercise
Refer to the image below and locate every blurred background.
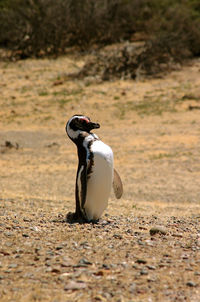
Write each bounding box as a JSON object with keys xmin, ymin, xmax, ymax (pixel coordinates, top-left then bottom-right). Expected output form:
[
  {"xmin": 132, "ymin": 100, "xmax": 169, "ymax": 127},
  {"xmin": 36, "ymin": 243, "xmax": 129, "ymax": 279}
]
[{"xmin": 0, "ymin": 0, "xmax": 200, "ymax": 65}]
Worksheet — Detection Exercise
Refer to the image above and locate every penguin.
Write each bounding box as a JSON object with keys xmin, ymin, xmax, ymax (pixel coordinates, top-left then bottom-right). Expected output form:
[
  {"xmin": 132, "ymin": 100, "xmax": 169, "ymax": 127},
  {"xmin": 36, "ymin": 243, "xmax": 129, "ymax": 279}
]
[{"xmin": 66, "ymin": 114, "xmax": 123, "ymax": 222}]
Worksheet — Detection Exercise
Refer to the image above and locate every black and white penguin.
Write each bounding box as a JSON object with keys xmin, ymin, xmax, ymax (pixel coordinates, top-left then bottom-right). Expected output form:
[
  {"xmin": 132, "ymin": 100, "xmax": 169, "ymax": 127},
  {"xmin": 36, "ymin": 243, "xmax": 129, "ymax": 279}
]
[{"xmin": 66, "ymin": 114, "xmax": 123, "ymax": 222}]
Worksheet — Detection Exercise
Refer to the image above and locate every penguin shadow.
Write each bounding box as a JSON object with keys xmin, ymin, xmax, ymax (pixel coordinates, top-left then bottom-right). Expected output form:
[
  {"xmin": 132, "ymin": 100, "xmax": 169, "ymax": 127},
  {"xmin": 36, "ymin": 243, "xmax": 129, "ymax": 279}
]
[{"xmin": 66, "ymin": 211, "xmax": 99, "ymax": 225}]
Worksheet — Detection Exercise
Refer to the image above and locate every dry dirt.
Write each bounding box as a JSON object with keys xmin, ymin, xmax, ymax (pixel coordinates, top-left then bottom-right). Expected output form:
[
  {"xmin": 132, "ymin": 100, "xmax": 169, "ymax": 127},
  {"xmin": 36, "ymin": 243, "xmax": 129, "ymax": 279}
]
[{"xmin": 0, "ymin": 55, "xmax": 200, "ymax": 302}]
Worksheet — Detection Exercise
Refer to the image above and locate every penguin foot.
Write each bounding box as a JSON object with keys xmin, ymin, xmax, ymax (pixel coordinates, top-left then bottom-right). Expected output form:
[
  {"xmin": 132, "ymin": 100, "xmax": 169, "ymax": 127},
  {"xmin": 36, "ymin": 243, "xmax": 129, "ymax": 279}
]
[{"xmin": 66, "ymin": 211, "xmax": 86, "ymax": 224}]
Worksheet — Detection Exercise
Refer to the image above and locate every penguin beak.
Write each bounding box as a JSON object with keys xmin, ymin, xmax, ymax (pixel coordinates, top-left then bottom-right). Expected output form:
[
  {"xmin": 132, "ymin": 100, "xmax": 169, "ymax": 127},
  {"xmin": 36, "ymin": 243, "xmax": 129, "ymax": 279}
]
[{"xmin": 88, "ymin": 122, "xmax": 100, "ymax": 131}]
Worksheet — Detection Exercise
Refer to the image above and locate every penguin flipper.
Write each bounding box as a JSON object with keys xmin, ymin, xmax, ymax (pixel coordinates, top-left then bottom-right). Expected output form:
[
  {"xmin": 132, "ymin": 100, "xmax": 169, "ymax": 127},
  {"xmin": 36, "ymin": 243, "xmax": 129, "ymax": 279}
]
[{"xmin": 113, "ymin": 168, "xmax": 123, "ymax": 199}]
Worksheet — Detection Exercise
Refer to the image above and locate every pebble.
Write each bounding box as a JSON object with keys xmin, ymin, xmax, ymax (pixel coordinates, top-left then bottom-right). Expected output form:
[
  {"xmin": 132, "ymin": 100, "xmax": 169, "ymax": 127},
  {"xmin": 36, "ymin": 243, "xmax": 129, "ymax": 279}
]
[
  {"xmin": 129, "ymin": 283, "xmax": 136, "ymax": 293},
  {"xmin": 55, "ymin": 246, "xmax": 63, "ymax": 250},
  {"xmin": 4, "ymin": 231, "xmax": 13, "ymax": 237},
  {"xmin": 51, "ymin": 266, "xmax": 61, "ymax": 273},
  {"xmin": 101, "ymin": 220, "xmax": 110, "ymax": 226},
  {"xmin": 138, "ymin": 240, "xmax": 145, "ymax": 246},
  {"xmin": 140, "ymin": 269, "xmax": 148, "ymax": 275},
  {"xmin": 186, "ymin": 281, "xmax": 196, "ymax": 287},
  {"xmin": 23, "ymin": 218, "xmax": 32, "ymax": 222},
  {"xmin": 196, "ymin": 238, "xmax": 200, "ymax": 247},
  {"xmin": 8, "ymin": 263, "xmax": 18, "ymax": 269},
  {"xmin": 121, "ymin": 262, "xmax": 129, "ymax": 268},
  {"xmin": 64, "ymin": 281, "xmax": 87, "ymax": 290},
  {"xmin": 45, "ymin": 261, "xmax": 51, "ymax": 267},
  {"xmin": 30, "ymin": 226, "xmax": 39, "ymax": 232},
  {"xmin": 5, "ymin": 242, "xmax": 13, "ymax": 247},
  {"xmin": 146, "ymin": 265, "xmax": 156, "ymax": 270},
  {"xmin": 0, "ymin": 250, "xmax": 10, "ymax": 256},
  {"xmin": 136, "ymin": 259, "xmax": 147, "ymax": 264},
  {"xmin": 23, "ymin": 272, "xmax": 34, "ymax": 278},
  {"xmin": 145, "ymin": 240, "xmax": 154, "ymax": 246},
  {"xmin": 76, "ymin": 258, "xmax": 92, "ymax": 267},
  {"xmin": 61, "ymin": 261, "xmax": 72, "ymax": 267},
  {"xmin": 172, "ymin": 233, "xmax": 183, "ymax": 238},
  {"xmin": 113, "ymin": 234, "xmax": 123, "ymax": 239},
  {"xmin": 149, "ymin": 226, "xmax": 167, "ymax": 236},
  {"xmin": 147, "ymin": 277, "xmax": 157, "ymax": 282}
]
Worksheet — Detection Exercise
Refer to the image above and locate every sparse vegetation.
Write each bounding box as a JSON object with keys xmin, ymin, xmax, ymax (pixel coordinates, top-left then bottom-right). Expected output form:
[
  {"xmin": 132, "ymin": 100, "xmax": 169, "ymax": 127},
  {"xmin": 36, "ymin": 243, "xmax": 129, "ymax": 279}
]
[
  {"xmin": 0, "ymin": 0, "xmax": 199, "ymax": 66},
  {"xmin": 115, "ymin": 95, "xmax": 181, "ymax": 119},
  {"xmin": 149, "ymin": 151, "xmax": 193, "ymax": 160}
]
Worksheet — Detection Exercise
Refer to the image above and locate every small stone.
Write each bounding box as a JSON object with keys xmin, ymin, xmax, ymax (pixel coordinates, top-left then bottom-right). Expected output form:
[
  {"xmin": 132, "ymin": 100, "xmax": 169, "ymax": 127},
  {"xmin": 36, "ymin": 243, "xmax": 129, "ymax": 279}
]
[
  {"xmin": 147, "ymin": 265, "xmax": 156, "ymax": 270},
  {"xmin": 186, "ymin": 281, "xmax": 196, "ymax": 287},
  {"xmin": 121, "ymin": 262, "xmax": 128, "ymax": 268},
  {"xmin": 102, "ymin": 264, "xmax": 110, "ymax": 269},
  {"xmin": 145, "ymin": 240, "xmax": 154, "ymax": 246},
  {"xmin": 136, "ymin": 259, "xmax": 147, "ymax": 264},
  {"xmin": 5, "ymin": 242, "xmax": 13, "ymax": 247},
  {"xmin": 196, "ymin": 238, "xmax": 200, "ymax": 247},
  {"xmin": 22, "ymin": 233, "xmax": 29, "ymax": 238},
  {"xmin": 8, "ymin": 263, "xmax": 18, "ymax": 269},
  {"xmin": 78, "ymin": 258, "xmax": 92, "ymax": 266},
  {"xmin": 140, "ymin": 269, "xmax": 148, "ymax": 275},
  {"xmin": 56, "ymin": 246, "xmax": 63, "ymax": 250},
  {"xmin": 94, "ymin": 269, "xmax": 110, "ymax": 276},
  {"xmin": 150, "ymin": 226, "xmax": 167, "ymax": 236},
  {"xmin": 51, "ymin": 266, "xmax": 61, "ymax": 273},
  {"xmin": 129, "ymin": 283, "xmax": 136, "ymax": 293},
  {"xmin": 4, "ymin": 231, "xmax": 13, "ymax": 237},
  {"xmin": 172, "ymin": 233, "xmax": 183, "ymax": 238},
  {"xmin": 147, "ymin": 277, "xmax": 157, "ymax": 282},
  {"xmin": 30, "ymin": 226, "xmax": 39, "ymax": 232},
  {"xmin": 64, "ymin": 281, "xmax": 87, "ymax": 291},
  {"xmin": 0, "ymin": 250, "xmax": 10, "ymax": 256},
  {"xmin": 61, "ymin": 261, "xmax": 72, "ymax": 267},
  {"xmin": 23, "ymin": 272, "xmax": 34, "ymax": 278},
  {"xmin": 185, "ymin": 267, "xmax": 193, "ymax": 271},
  {"xmin": 113, "ymin": 234, "xmax": 123, "ymax": 239},
  {"xmin": 138, "ymin": 240, "xmax": 145, "ymax": 246},
  {"xmin": 23, "ymin": 218, "xmax": 32, "ymax": 222}
]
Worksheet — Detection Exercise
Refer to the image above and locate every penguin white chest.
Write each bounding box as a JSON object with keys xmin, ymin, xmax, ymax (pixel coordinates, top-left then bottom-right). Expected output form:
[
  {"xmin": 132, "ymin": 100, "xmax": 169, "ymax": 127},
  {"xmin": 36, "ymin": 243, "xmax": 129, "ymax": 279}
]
[{"xmin": 84, "ymin": 140, "xmax": 113, "ymax": 221}]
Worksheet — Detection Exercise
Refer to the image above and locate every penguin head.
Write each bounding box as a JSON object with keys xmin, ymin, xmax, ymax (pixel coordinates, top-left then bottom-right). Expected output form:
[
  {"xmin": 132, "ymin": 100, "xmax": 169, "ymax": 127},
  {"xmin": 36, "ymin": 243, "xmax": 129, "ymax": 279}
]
[{"xmin": 66, "ymin": 115, "xmax": 100, "ymax": 140}]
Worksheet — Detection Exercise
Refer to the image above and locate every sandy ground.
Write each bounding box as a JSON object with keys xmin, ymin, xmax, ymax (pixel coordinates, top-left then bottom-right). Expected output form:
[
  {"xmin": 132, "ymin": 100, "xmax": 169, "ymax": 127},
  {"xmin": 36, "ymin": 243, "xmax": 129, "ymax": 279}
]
[{"xmin": 0, "ymin": 55, "xmax": 200, "ymax": 302}]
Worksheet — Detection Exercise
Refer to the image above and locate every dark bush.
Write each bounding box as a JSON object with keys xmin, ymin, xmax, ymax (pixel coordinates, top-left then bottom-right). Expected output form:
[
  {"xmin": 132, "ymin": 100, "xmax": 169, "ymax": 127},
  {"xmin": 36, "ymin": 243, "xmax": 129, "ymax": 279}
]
[{"xmin": 0, "ymin": 0, "xmax": 199, "ymax": 61}]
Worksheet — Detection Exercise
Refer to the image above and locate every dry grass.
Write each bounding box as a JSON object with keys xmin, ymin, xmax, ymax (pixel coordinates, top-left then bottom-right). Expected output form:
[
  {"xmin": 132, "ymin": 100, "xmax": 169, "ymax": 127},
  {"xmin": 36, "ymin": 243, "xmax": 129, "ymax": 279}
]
[{"xmin": 0, "ymin": 55, "xmax": 200, "ymax": 301}]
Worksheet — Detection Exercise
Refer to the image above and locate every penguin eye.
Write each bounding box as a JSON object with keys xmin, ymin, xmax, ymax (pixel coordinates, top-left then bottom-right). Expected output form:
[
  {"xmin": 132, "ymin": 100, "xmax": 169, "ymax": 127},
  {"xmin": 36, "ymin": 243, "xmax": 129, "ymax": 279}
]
[{"xmin": 74, "ymin": 117, "xmax": 88, "ymax": 129}]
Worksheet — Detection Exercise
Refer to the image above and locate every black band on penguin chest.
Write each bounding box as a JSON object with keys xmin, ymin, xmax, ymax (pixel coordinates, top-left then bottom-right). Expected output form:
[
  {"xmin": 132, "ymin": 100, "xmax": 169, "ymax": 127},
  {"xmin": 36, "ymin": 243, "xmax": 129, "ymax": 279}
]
[
  {"xmin": 86, "ymin": 141, "xmax": 95, "ymax": 179},
  {"xmin": 76, "ymin": 135, "xmax": 97, "ymax": 170},
  {"xmin": 77, "ymin": 141, "xmax": 94, "ymax": 180}
]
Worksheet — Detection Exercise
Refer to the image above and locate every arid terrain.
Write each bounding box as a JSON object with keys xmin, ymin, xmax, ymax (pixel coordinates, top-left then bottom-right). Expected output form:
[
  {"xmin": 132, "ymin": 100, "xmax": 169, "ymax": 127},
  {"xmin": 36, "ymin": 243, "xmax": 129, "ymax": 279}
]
[{"xmin": 0, "ymin": 54, "xmax": 200, "ymax": 302}]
